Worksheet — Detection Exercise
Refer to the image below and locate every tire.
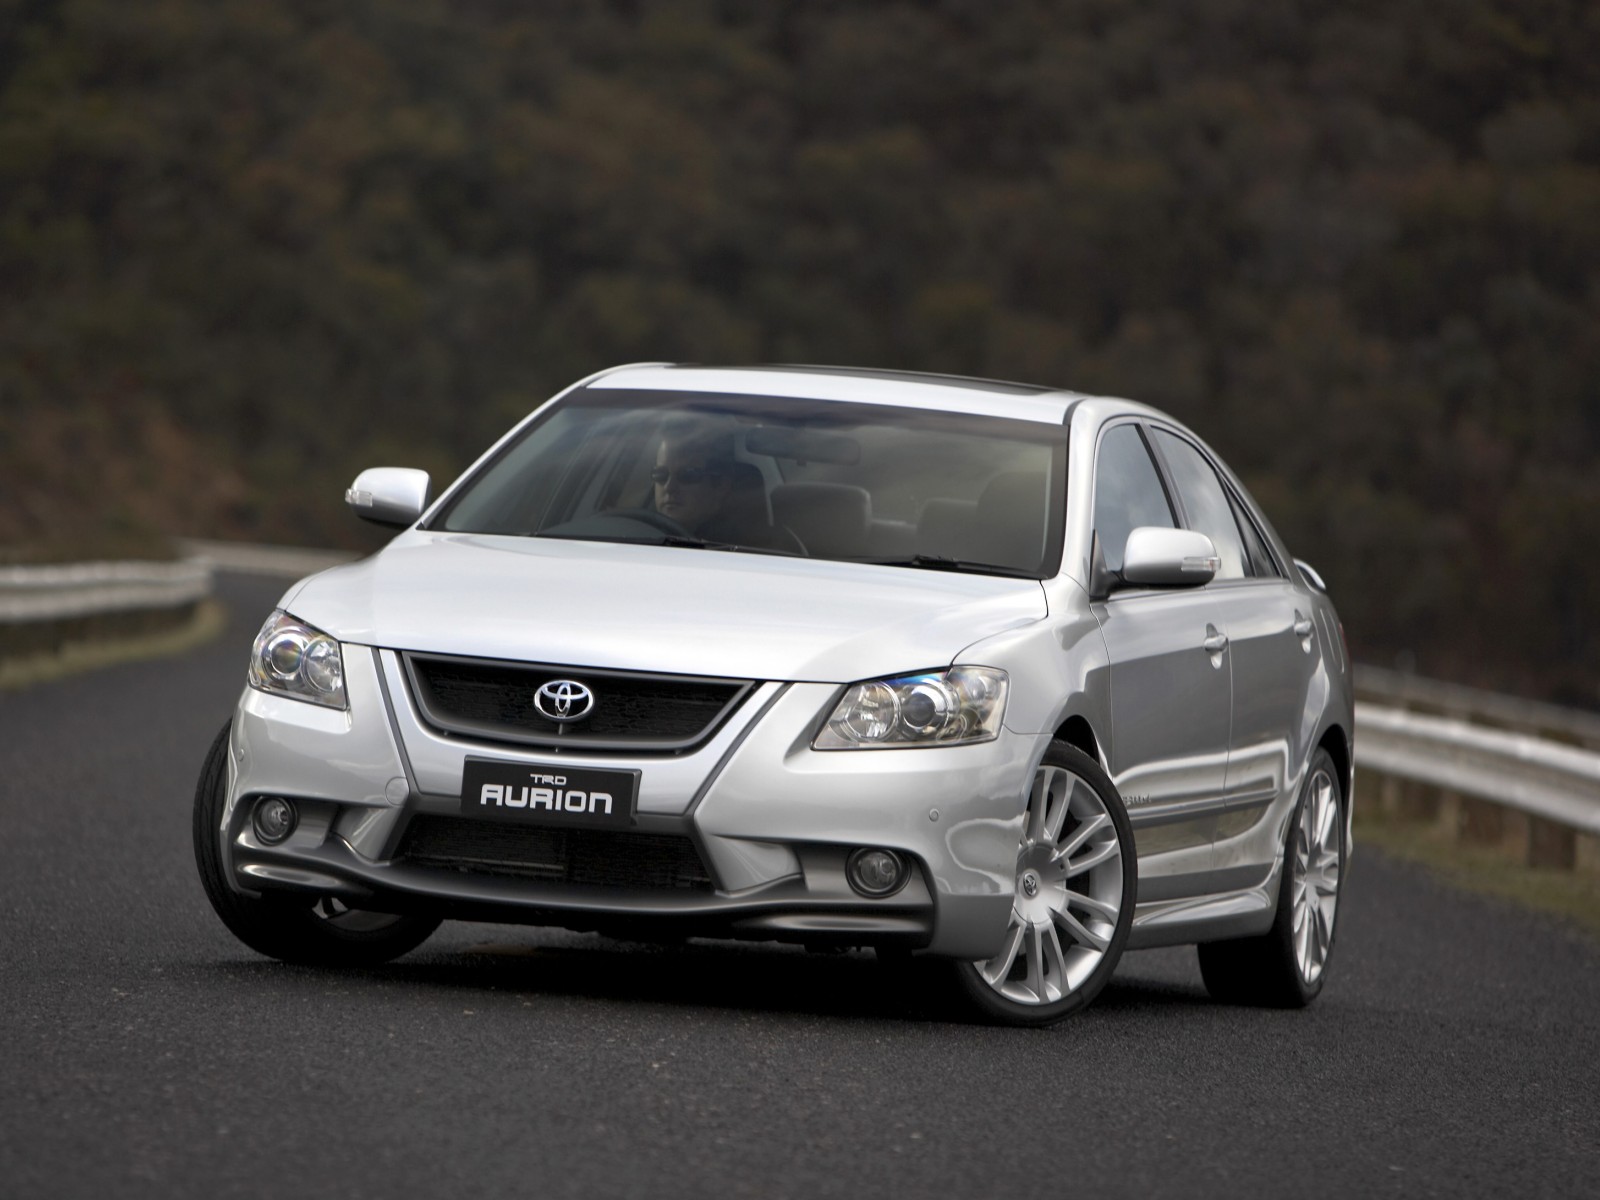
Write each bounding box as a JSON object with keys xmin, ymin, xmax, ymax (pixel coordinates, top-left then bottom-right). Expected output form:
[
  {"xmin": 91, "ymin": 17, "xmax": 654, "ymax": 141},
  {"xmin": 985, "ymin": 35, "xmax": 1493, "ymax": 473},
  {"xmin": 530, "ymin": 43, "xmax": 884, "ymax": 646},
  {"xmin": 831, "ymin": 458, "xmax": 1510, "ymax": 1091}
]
[
  {"xmin": 192, "ymin": 722, "xmax": 440, "ymax": 966},
  {"xmin": 952, "ymin": 741, "xmax": 1137, "ymax": 1026},
  {"xmin": 1197, "ymin": 747, "xmax": 1345, "ymax": 1008}
]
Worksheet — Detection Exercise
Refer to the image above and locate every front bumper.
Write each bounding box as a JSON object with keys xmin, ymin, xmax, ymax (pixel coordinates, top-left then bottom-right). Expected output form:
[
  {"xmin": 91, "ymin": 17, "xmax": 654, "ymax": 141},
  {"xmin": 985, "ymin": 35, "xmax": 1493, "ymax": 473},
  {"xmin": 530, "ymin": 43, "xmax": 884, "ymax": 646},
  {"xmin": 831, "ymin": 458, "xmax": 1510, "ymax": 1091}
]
[{"xmin": 220, "ymin": 645, "xmax": 1045, "ymax": 958}]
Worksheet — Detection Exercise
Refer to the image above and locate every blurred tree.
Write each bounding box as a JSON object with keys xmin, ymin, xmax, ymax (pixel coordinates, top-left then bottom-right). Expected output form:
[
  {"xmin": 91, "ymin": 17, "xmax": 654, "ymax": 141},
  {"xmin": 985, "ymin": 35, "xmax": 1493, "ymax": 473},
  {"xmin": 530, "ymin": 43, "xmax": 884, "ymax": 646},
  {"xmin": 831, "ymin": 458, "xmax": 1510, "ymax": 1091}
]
[{"xmin": 1, "ymin": 0, "xmax": 1598, "ymax": 703}]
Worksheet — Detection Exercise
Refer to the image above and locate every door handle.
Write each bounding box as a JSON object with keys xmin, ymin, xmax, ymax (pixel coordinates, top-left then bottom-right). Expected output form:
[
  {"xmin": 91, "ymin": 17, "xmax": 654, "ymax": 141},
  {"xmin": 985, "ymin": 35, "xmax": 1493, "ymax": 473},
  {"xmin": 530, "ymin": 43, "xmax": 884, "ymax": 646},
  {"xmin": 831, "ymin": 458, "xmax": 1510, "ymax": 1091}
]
[
  {"xmin": 1292, "ymin": 610, "xmax": 1316, "ymax": 655},
  {"xmin": 1203, "ymin": 628, "xmax": 1228, "ymax": 654}
]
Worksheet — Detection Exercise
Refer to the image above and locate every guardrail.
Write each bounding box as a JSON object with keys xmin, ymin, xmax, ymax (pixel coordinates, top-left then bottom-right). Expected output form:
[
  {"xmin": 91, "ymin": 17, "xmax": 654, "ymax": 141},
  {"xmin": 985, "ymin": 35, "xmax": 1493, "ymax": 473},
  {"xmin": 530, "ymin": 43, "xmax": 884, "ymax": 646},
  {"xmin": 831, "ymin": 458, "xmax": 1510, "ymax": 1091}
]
[
  {"xmin": 0, "ymin": 559, "xmax": 212, "ymax": 621},
  {"xmin": 0, "ymin": 558, "xmax": 215, "ymax": 663},
  {"xmin": 1356, "ymin": 663, "xmax": 1600, "ymax": 752},
  {"xmin": 175, "ymin": 538, "xmax": 358, "ymax": 579},
  {"xmin": 0, "ymin": 541, "xmax": 365, "ymax": 665},
  {"xmin": 1354, "ymin": 667, "xmax": 1600, "ymax": 871}
]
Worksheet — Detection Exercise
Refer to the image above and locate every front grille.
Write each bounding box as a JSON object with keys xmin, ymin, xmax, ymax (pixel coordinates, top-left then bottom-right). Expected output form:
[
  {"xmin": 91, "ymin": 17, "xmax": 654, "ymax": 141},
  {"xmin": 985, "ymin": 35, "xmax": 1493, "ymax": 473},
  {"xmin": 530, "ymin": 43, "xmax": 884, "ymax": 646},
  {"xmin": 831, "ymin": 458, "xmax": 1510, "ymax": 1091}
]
[
  {"xmin": 403, "ymin": 653, "xmax": 753, "ymax": 751},
  {"xmin": 398, "ymin": 815, "xmax": 715, "ymax": 892}
]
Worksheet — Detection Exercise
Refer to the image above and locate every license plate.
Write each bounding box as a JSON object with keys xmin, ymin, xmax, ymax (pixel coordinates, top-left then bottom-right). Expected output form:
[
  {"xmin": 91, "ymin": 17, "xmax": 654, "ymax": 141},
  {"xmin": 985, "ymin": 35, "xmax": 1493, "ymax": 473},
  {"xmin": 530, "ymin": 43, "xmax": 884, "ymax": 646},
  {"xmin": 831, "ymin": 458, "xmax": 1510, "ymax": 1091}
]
[{"xmin": 460, "ymin": 758, "xmax": 639, "ymax": 829}]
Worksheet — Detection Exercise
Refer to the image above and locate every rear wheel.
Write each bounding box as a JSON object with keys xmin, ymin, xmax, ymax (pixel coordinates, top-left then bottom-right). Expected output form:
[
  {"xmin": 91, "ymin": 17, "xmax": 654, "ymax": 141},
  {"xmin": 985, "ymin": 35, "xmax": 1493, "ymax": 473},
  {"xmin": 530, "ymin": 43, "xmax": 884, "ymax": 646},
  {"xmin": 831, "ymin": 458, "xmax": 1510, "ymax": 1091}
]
[
  {"xmin": 1197, "ymin": 747, "xmax": 1345, "ymax": 1007},
  {"xmin": 953, "ymin": 742, "xmax": 1136, "ymax": 1026},
  {"xmin": 192, "ymin": 723, "xmax": 440, "ymax": 966}
]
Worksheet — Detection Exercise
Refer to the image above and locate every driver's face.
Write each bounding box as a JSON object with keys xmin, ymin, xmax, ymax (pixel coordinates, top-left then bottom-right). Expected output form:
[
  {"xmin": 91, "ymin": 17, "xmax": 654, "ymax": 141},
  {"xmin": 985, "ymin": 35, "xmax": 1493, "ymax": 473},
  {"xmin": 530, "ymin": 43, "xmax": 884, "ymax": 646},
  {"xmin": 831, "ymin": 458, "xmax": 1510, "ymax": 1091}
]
[{"xmin": 654, "ymin": 441, "xmax": 728, "ymax": 532}]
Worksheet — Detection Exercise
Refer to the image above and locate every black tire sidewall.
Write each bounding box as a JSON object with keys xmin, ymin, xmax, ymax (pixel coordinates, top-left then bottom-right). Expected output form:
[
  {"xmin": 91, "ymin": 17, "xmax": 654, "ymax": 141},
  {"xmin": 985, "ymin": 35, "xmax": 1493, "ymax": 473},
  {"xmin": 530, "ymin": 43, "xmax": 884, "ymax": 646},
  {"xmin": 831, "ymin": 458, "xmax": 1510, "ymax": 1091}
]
[
  {"xmin": 192, "ymin": 720, "xmax": 439, "ymax": 965},
  {"xmin": 1195, "ymin": 745, "xmax": 1347, "ymax": 1008}
]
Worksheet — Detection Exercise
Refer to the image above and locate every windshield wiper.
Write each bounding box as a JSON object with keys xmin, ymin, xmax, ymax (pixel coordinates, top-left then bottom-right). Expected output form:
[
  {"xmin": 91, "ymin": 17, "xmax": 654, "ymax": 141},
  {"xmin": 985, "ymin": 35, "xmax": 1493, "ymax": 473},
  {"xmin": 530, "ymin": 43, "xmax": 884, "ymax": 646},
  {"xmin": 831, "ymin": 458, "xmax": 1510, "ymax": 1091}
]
[
  {"xmin": 526, "ymin": 530, "xmax": 799, "ymax": 556},
  {"xmin": 523, "ymin": 531, "xmax": 646, "ymax": 543},
  {"xmin": 656, "ymin": 534, "xmax": 725, "ymax": 549},
  {"xmin": 657, "ymin": 535, "xmax": 804, "ymax": 557},
  {"xmin": 857, "ymin": 554, "xmax": 1039, "ymax": 579}
]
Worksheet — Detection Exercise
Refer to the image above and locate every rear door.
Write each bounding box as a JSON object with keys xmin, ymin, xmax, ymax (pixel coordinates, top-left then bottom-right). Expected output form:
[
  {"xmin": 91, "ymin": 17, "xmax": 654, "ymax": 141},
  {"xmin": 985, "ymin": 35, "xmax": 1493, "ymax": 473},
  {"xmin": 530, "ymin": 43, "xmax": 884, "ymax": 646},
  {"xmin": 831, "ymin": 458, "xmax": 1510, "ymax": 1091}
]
[{"xmin": 1146, "ymin": 427, "xmax": 1319, "ymax": 870}]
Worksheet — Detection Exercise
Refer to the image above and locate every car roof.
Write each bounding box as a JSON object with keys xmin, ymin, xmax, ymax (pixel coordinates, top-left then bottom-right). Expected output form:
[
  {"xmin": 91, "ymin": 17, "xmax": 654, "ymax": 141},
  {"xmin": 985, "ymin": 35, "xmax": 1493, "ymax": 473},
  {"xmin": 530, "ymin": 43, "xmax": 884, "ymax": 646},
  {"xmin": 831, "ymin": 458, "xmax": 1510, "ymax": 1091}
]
[{"xmin": 587, "ymin": 363, "xmax": 1093, "ymax": 425}]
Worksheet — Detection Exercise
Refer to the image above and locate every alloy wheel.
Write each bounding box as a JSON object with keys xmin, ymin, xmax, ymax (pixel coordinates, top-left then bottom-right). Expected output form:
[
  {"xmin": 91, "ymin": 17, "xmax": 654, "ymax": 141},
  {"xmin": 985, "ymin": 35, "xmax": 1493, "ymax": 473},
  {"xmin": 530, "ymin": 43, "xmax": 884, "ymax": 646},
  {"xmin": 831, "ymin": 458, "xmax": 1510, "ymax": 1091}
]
[
  {"xmin": 1291, "ymin": 766, "xmax": 1341, "ymax": 984},
  {"xmin": 975, "ymin": 762, "xmax": 1125, "ymax": 1006}
]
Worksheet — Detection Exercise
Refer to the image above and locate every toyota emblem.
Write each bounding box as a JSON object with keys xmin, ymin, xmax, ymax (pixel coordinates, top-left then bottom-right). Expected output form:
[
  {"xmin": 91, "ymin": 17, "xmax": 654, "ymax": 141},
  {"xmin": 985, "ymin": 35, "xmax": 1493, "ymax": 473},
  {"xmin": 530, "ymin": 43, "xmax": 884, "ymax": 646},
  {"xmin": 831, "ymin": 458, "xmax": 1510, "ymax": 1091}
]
[{"xmin": 535, "ymin": 679, "xmax": 596, "ymax": 723}]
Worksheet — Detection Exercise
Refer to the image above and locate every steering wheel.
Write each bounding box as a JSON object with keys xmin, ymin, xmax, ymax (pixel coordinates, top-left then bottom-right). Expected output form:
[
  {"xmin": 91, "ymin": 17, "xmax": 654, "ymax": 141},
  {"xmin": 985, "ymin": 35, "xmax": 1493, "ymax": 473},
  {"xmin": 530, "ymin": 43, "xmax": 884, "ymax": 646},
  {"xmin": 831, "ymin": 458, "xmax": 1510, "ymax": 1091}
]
[{"xmin": 605, "ymin": 508, "xmax": 694, "ymax": 538}]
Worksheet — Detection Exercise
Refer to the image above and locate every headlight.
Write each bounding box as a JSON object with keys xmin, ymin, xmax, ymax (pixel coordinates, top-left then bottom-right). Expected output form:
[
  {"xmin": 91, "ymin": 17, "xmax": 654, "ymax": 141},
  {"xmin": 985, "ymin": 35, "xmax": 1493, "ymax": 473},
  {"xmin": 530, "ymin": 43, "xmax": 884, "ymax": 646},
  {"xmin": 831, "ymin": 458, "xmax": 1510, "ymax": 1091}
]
[
  {"xmin": 247, "ymin": 611, "xmax": 347, "ymax": 710},
  {"xmin": 814, "ymin": 666, "xmax": 1008, "ymax": 750}
]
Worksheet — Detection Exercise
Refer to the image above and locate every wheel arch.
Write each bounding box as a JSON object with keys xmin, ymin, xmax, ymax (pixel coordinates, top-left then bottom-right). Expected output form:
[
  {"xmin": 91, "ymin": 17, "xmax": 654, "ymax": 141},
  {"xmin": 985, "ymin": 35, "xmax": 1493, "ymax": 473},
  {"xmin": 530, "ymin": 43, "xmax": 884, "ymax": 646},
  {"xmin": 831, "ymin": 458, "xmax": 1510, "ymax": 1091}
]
[
  {"xmin": 1316, "ymin": 720, "xmax": 1354, "ymax": 864},
  {"xmin": 1053, "ymin": 713, "xmax": 1105, "ymax": 774},
  {"xmin": 1317, "ymin": 722, "xmax": 1352, "ymax": 808}
]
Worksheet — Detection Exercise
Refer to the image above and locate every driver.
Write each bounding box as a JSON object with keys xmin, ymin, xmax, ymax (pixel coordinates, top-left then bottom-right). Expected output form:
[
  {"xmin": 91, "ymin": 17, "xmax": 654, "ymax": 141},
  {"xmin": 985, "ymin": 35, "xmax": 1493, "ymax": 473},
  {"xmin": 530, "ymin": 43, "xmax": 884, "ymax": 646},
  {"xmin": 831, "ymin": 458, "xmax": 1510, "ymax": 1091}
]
[{"xmin": 652, "ymin": 425, "xmax": 736, "ymax": 535}]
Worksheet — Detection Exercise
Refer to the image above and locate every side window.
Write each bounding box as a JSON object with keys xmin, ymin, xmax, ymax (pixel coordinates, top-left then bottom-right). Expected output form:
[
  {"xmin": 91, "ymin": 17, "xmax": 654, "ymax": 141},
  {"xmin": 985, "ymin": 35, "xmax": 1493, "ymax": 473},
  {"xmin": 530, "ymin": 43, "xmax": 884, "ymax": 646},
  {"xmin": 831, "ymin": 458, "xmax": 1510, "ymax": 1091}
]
[
  {"xmin": 1092, "ymin": 424, "xmax": 1175, "ymax": 572},
  {"xmin": 1149, "ymin": 430, "xmax": 1247, "ymax": 580},
  {"xmin": 1228, "ymin": 490, "xmax": 1281, "ymax": 578}
]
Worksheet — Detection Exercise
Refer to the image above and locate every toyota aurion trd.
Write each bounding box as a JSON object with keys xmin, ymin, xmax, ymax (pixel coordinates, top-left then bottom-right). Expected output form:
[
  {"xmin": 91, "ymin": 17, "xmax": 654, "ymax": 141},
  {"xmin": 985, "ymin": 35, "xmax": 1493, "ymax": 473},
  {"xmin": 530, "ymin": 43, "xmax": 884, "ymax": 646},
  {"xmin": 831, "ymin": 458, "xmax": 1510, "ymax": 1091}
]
[{"xmin": 195, "ymin": 364, "xmax": 1353, "ymax": 1024}]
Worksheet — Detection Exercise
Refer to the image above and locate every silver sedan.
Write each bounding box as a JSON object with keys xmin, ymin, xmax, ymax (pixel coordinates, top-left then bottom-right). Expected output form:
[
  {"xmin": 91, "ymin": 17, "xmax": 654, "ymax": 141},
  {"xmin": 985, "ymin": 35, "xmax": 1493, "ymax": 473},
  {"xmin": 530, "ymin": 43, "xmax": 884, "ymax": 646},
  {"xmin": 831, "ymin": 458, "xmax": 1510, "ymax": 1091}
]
[{"xmin": 194, "ymin": 364, "xmax": 1353, "ymax": 1025}]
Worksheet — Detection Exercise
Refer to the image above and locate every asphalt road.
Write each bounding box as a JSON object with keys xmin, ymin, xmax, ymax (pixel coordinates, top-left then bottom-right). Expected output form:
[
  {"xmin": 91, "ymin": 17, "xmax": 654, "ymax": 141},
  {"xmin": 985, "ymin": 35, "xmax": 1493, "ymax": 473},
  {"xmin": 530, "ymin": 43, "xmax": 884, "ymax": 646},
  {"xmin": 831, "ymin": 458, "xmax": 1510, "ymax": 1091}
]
[{"xmin": 2, "ymin": 573, "xmax": 1597, "ymax": 1198}]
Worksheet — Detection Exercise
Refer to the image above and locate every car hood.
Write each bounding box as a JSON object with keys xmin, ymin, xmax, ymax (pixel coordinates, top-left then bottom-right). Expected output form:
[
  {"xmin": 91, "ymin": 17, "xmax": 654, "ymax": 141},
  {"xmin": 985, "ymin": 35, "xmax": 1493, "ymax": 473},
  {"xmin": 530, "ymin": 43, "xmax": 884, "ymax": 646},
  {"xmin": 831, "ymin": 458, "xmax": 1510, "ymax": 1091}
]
[{"xmin": 281, "ymin": 532, "xmax": 1048, "ymax": 682}]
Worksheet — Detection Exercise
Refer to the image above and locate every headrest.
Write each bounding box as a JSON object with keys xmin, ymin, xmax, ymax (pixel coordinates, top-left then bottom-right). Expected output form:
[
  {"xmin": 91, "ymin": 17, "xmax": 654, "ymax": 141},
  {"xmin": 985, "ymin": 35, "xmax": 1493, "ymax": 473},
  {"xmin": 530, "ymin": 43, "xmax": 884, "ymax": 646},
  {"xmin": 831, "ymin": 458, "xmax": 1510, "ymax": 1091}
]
[{"xmin": 724, "ymin": 461, "xmax": 765, "ymax": 493}]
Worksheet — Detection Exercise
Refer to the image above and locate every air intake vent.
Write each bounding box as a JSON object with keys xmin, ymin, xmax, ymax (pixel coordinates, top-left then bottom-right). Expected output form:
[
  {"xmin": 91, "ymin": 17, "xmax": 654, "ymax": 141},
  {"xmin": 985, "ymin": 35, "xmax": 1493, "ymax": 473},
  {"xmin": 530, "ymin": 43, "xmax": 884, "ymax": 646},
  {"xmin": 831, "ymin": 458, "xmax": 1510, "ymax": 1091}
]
[{"xmin": 399, "ymin": 816, "xmax": 715, "ymax": 892}]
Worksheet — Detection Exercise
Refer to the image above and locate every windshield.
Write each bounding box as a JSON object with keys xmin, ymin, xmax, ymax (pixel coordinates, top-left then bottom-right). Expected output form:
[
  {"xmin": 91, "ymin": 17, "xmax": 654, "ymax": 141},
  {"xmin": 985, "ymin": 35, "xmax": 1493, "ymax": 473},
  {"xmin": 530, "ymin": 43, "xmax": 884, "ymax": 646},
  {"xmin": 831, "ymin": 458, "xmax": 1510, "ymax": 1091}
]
[{"xmin": 431, "ymin": 387, "xmax": 1068, "ymax": 578}]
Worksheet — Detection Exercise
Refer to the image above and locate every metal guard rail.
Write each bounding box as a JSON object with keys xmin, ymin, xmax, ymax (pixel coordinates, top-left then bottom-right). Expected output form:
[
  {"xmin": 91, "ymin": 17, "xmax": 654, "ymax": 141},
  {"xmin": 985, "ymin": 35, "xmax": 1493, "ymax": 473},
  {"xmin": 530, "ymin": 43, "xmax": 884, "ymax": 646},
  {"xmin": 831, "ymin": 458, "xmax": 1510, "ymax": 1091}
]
[
  {"xmin": 1355, "ymin": 663, "xmax": 1600, "ymax": 751},
  {"xmin": 0, "ymin": 560, "xmax": 212, "ymax": 622},
  {"xmin": 1355, "ymin": 702, "xmax": 1600, "ymax": 840}
]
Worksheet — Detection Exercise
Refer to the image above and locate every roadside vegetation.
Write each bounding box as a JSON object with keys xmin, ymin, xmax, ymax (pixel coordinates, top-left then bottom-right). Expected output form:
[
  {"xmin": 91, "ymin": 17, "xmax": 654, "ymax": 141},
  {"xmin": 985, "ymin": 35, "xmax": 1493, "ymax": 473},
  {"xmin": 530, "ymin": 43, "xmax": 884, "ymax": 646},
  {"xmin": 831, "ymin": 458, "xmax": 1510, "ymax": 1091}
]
[{"xmin": 3, "ymin": 0, "xmax": 1599, "ymax": 705}]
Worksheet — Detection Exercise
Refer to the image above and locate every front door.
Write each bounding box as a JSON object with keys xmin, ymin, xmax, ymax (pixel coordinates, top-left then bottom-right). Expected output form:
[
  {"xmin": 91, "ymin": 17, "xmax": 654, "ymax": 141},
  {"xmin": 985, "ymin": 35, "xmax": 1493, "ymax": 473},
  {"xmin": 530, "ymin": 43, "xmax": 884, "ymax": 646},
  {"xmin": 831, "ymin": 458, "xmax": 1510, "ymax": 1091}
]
[{"xmin": 1089, "ymin": 423, "xmax": 1233, "ymax": 893}]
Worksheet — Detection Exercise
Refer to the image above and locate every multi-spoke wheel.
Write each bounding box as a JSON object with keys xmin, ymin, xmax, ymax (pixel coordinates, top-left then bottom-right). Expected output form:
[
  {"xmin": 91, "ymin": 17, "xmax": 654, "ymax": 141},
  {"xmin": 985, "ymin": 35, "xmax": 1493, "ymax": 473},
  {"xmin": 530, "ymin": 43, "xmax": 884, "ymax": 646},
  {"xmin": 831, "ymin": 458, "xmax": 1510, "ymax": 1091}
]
[
  {"xmin": 193, "ymin": 723, "xmax": 440, "ymax": 966},
  {"xmin": 1198, "ymin": 746, "xmax": 1346, "ymax": 1007},
  {"xmin": 1291, "ymin": 764, "xmax": 1342, "ymax": 984},
  {"xmin": 954, "ymin": 741, "xmax": 1136, "ymax": 1026}
]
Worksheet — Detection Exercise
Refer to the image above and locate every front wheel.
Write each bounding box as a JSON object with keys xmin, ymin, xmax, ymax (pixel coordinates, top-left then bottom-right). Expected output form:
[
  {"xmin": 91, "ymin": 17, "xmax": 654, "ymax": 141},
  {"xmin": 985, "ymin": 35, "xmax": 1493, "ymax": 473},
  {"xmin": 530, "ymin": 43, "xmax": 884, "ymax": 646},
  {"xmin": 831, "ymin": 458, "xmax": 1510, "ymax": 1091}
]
[
  {"xmin": 953, "ymin": 742, "xmax": 1137, "ymax": 1026},
  {"xmin": 192, "ymin": 723, "xmax": 440, "ymax": 966},
  {"xmin": 1197, "ymin": 747, "xmax": 1345, "ymax": 1007}
]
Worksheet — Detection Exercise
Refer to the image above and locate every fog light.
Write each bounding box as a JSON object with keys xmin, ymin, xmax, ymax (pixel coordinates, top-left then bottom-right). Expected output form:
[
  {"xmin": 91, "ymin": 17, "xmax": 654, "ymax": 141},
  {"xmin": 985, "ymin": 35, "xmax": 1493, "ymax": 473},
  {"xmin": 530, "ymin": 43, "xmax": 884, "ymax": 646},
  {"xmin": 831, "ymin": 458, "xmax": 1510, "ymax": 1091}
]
[
  {"xmin": 847, "ymin": 848, "xmax": 908, "ymax": 898},
  {"xmin": 252, "ymin": 797, "xmax": 298, "ymax": 845}
]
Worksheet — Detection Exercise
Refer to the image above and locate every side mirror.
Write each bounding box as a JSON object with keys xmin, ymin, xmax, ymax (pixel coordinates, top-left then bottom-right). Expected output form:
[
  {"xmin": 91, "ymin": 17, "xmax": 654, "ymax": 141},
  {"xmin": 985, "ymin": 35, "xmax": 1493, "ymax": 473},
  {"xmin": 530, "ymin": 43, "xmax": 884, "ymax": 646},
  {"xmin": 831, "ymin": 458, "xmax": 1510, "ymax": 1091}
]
[
  {"xmin": 1121, "ymin": 527, "xmax": 1219, "ymax": 588},
  {"xmin": 345, "ymin": 467, "xmax": 431, "ymax": 528}
]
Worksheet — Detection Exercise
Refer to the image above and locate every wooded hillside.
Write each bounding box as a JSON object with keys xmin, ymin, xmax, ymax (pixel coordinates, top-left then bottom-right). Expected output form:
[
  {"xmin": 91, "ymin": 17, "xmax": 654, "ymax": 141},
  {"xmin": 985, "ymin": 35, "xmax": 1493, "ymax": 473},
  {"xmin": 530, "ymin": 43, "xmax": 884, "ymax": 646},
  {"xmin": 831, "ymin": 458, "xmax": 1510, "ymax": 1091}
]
[{"xmin": 3, "ymin": 0, "xmax": 1598, "ymax": 704}]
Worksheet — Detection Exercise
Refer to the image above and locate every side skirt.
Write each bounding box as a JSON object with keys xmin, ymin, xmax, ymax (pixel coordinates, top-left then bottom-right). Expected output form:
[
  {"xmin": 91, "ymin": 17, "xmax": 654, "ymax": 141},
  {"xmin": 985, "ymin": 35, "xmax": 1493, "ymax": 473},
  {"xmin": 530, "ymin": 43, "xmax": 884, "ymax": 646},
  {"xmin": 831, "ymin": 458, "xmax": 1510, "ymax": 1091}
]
[{"xmin": 1125, "ymin": 873, "xmax": 1280, "ymax": 950}]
